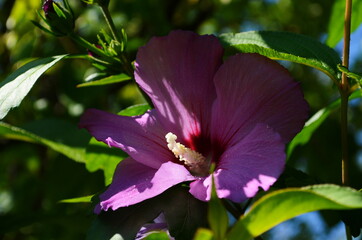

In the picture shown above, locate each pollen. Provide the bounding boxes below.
[165,132,206,169]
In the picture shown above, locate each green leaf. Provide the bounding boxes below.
[0,119,89,163]
[219,31,341,83]
[0,55,67,119]
[287,90,362,157]
[208,177,228,240]
[82,0,96,4]
[143,232,170,240]
[77,73,131,88]
[193,229,214,240]
[163,187,208,240]
[85,138,127,185]
[31,20,58,36]
[117,103,151,116]
[53,2,67,19]
[326,0,362,47]
[60,195,93,203]
[84,103,151,184]
[84,72,108,82]
[226,184,362,240]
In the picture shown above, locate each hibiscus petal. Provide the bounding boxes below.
[97,158,195,212]
[190,124,285,202]
[79,108,173,169]
[189,177,212,201]
[211,53,309,148]
[135,30,223,143]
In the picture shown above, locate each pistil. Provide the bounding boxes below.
[165,132,209,176]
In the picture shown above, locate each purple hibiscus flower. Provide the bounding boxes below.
[80,30,309,213]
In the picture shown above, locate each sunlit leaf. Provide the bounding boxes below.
[60,195,93,203]
[326,0,362,47]
[117,103,151,116]
[143,232,170,240]
[226,184,362,240]
[0,119,88,163]
[84,72,108,82]
[193,228,214,240]
[287,90,362,157]
[219,31,341,83]
[0,55,67,119]
[77,73,131,88]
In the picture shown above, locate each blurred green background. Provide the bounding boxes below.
[0,0,361,239]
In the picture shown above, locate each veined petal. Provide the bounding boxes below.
[135,30,223,143]
[190,124,285,202]
[214,123,285,201]
[79,109,172,169]
[211,53,309,148]
[97,158,195,212]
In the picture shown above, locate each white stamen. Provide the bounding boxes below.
[165,132,206,168]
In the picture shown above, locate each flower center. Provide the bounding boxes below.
[165,132,209,176]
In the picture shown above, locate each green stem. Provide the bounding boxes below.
[119,53,134,76]
[73,5,148,106]
[100,5,121,43]
[341,0,352,239]
[99,5,134,76]
[340,90,349,186]
[342,0,352,83]
[341,0,352,188]
[345,224,352,240]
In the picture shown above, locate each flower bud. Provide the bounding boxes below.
[87,44,103,58]
[42,0,55,17]
[42,0,74,36]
